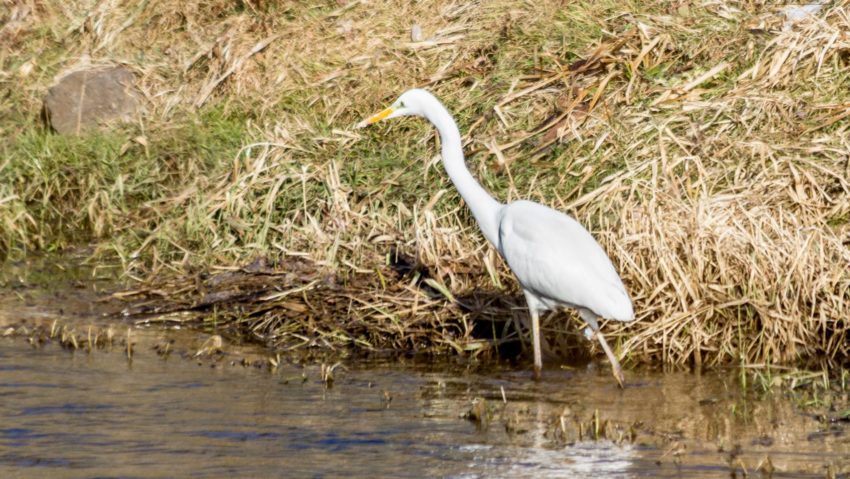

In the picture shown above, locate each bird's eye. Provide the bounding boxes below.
[398,101,406,109]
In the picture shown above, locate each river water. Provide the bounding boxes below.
[0,264,848,478]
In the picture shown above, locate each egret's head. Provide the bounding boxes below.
[356,89,437,128]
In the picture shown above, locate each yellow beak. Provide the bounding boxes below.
[356,107,395,128]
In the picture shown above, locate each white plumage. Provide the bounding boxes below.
[359,89,635,386]
[498,200,633,322]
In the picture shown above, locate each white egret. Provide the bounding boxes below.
[358,89,635,386]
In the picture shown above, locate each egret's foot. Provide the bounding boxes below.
[612,363,625,389]
[532,364,542,381]
[594,331,626,388]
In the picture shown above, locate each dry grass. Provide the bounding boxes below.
[1,0,848,366]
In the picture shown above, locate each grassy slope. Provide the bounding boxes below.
[1,0,848,365]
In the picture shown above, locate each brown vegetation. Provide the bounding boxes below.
[1,0,848,367]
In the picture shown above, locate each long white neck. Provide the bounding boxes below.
[425,103,503,248]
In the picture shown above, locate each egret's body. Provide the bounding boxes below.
[359,89,635,386]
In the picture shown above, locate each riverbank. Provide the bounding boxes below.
[2,1,848,366]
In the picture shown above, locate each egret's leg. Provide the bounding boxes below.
[595,332,625,388]
[523,291,543,380]
[580,310,625,388]
[530,307,542,380]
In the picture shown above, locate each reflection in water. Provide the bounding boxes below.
[456,441,635,479]
[1,334,847,478]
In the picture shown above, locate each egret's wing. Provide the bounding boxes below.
[497,201,633,321]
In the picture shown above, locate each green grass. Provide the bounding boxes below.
[0,106,248,260]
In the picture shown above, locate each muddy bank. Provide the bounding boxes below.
[111,254,543,363]
[0,255,273,366]
[5,253,846,378]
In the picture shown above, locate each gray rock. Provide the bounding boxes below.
[44,66,140,134]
